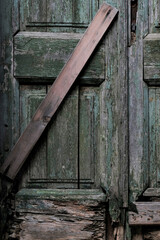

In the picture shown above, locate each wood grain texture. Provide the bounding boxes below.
[129,202,160,225]
[149,0,160,33]
[144,34,160,81]
[148,88,160,187]
[20,0,100,33]
[19,86,101,189]
[47,87,79,188]
[79,87,100,189]
[99,0,128,217]
[0,3,118,180]
[14,32,105,82]
[20,85,47,181]
[129,0,149,201]
[9,189,106,240]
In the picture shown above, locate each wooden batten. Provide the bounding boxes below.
[0,3,118,180]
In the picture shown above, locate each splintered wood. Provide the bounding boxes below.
[0,3,118,180]
[9,189,106,240]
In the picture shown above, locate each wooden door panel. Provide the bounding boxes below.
[47,87,79,187]
[20,85,79,188]
[20,0,99,32]
[149,88,160,187]
[20,85,101,188]
[150,0,160,32]
[14,32,105,83]
[20,85,47,181]
[47,0,73,24]
[29,0,47,23]
[144,35,160,189]
[144,34,160,81]
[11,0,110,189]
[79,87,100,188]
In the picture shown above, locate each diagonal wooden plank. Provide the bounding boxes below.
[0,3,118,180]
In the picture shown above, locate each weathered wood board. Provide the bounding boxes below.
[129,0,149,202]
[19,85,100,189]
[144,34,160,82]
[149,88,160,187]
[14,32,105,83]
[149,0,160,33]
[20,0,100,32]
[129,202,160,225]
[0,3,118,180]
[9,189,106,240]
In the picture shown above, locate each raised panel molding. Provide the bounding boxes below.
[149,0,160,33]
[20,0,99,31]
[20,85,100,189]
[144,34,160,83]
[14,32,105,84]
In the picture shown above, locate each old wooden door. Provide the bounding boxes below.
[1,0,129,238]
[12,0,106,190]
[1,0,128,205]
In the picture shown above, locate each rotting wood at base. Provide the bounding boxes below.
[9,197,106,240]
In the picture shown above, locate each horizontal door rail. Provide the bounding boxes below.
[0,3,118,180]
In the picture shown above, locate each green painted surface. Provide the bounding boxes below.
[14,32,105,82]
[129,0,150,203]
[144,34,160,81]
[79,87,100,188]
[20,0,99,32]
[150,0,160,33]
[149,88,160,187]
[15,0,105,190]
[20,85,47,180]
[20,85,101,189]
[47,87,79,187]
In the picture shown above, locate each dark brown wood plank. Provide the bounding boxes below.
[0,3,118,180]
